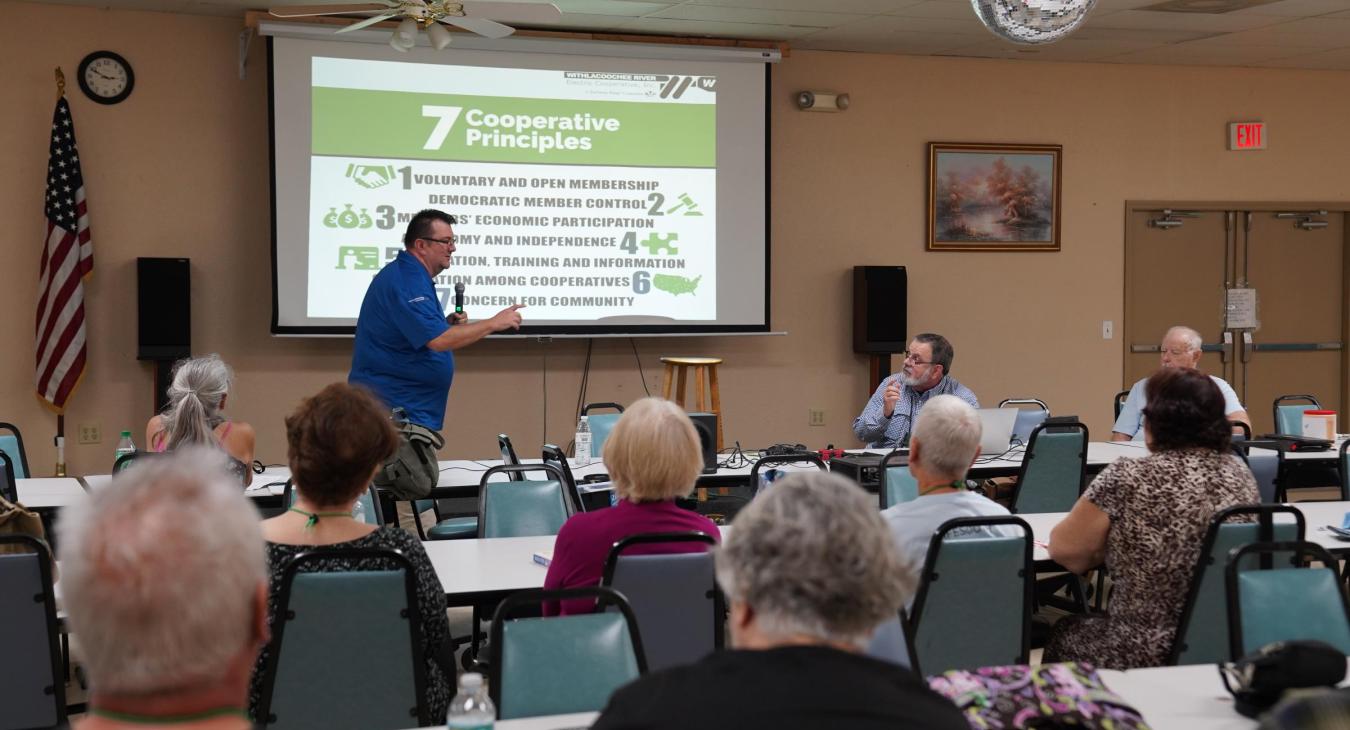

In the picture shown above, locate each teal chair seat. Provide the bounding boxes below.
[490,587,646,720]
[478,463,570,538]
[879,449,917,509]
[426,515,478,539]
[1011,422,1088,514]
[1168,505,1303,665]
[0,535,65,730]
[1225,541,1350,659]
[581,403,625,458]
[1273,395,1320,436]
[0,423,30,480]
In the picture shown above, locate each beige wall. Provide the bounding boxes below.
[3,0,1350,475]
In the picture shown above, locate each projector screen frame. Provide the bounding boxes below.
[265,35,774,338]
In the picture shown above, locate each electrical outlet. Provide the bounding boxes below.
[1102,320,1114,340]
[78,423,101,444]
[808,409,826,427]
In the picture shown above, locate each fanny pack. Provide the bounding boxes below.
[1221,640,1347,718]
[373,411,444,501]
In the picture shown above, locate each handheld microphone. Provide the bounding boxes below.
[454,282,465,314]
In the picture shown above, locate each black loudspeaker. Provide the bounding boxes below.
[137,257,191,361]
[853,266,907,354]
[688,412,719,474]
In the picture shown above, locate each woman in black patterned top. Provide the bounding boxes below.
[247,383,452,722]
[1045,367,1259,669]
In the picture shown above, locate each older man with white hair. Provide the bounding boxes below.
[60,450,268,730]
[882,394,1016,570]
[1112,325,1250,441]
[591,473,966,730]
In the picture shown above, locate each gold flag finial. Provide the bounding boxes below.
[55,67,65,98]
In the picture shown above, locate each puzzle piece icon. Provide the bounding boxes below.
[640,232,679,255]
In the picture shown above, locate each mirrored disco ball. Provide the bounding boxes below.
[971,0,1097,44]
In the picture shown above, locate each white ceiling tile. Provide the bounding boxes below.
[1090,8,1293,29]
[885,1,983,19]
[693,0,923,12]
[1228,0,1350,15]
[795,29,987,52]
[610,15,816,37]
[1182,24,1350,46]
[542,12,641,28]
[651,4,869,26]
[1071,23,1219,41]
[1098,40,1308,62]
[553,0,673,16]
[943,37,1169,58]
[803,13,991,34]
[1244,14,1350,30]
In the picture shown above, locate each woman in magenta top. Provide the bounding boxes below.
[543,397,720,615]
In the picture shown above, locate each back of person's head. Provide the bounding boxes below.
[402,209,457,248]
[1143,367,1231,452]
[715,472,913,648]
[286,383,399,507]
[603,397,702,502]
[911,394,981,481]
[914,332,955,374]
[58,449,265,695]
[161,354,232,450]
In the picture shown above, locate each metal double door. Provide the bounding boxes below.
[1124,207,1346,435]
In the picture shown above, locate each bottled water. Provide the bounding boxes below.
[574,416,592,467]
[114,431,136,469]
[446,672,494,729]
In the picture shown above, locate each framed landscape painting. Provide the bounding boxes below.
[927,142,1062,252]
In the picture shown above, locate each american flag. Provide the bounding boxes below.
[35,97,93,412]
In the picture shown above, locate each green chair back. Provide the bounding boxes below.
[255,549,426,729]
[1273,395,1320,436]
[1341,440,1350,502]
[908,517,1033,674]
[490,587,645,720]
[477,463,570,539]
[1226,541,1350,659]
[587,413,622,457]
[0,452,15,504]
[1011,422,1087,514]
[0,423,29,479]
[1168,506,1303,665]
[283,481,383,526]
[879,449,917,509]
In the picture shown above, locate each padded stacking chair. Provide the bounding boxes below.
[865,614,917,670]
[879,449,918,509]
[581,403,624,457]
[999,398,1050,447]
[1225,541,1350,659]
[282,480,384,526]
[747,453,827,497]
[0,535,65,730]
[255,549,428,729]
[542,444,586,514]
[1010,421,1088,514]
[0,452,15,504]
[1167,505,1304,666]
[1340,440,1350,502]
[490,587,646,720]
[1273,395,1321,436]
[477,463,570,539]
[1113,390,1130,420]
[907,516,1034,675]
[0,423,30,480]
[601,532,719,671]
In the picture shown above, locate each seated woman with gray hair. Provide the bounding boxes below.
[591,473,967,730]
[543,396,720,616]
[144,353,256,485]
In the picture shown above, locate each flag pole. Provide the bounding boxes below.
[52,66,68,478]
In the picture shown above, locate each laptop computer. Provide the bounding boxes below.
[975,408,1019,456]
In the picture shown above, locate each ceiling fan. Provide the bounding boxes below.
[269,0,562,49]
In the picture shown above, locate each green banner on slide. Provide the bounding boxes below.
[312,87,715,167]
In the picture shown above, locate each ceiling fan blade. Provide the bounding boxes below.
[442,15,515,38]
[335,12,400,31]
[269,3,390,16]
[461,1,561,24]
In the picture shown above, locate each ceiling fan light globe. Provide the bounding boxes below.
[394,17,419,46]
[427,22,453,49]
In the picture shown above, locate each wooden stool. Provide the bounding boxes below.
[660,356,724,450]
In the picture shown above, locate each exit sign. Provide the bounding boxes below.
[1229,122,1267,150]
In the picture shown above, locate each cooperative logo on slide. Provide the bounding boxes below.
[658,76,716,99]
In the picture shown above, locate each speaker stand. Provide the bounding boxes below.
[869,354,893,394]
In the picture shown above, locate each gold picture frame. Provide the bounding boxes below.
[927,142,1062,252]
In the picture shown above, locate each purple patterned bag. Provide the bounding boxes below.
[927,662,1152,730]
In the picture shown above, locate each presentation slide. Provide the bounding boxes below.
[269,36,771,336]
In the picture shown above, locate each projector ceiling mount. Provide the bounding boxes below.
[268,0,561,46]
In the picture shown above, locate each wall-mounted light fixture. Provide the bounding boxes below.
[795,91,849,112]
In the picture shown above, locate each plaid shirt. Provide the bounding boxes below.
[852,375,979,448]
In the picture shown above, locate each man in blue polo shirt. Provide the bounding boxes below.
[349,208,524,432]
